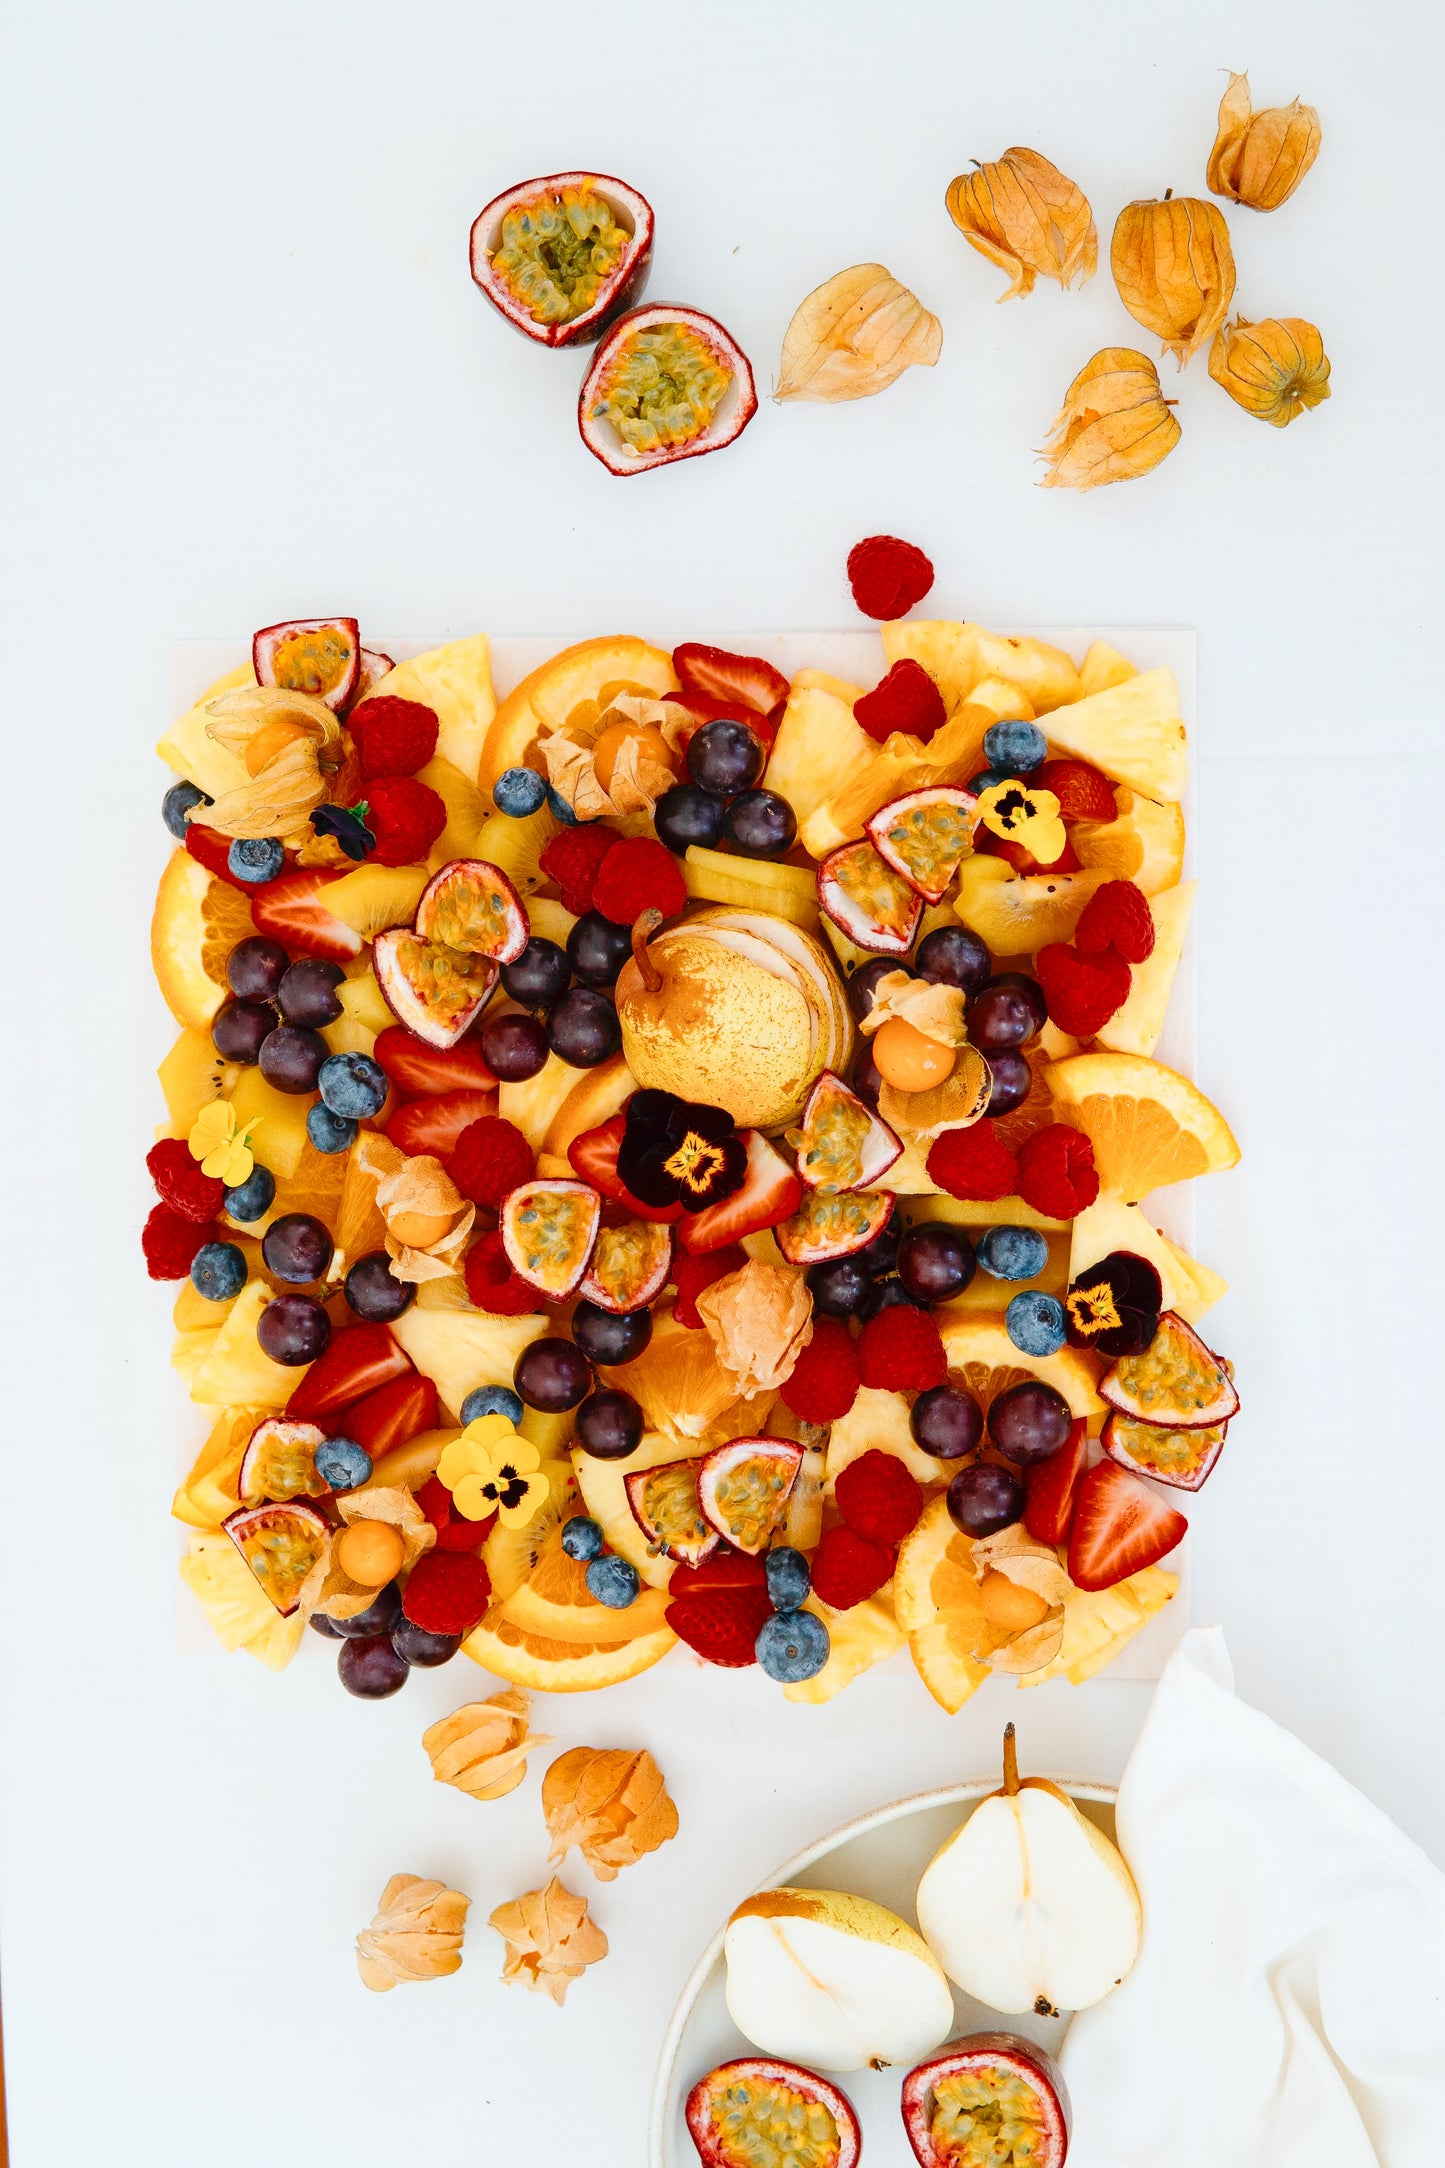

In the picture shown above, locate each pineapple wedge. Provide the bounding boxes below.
[227,1065,311,1177]
[1077,640,1136,698]
[784,1589,906,1703]
[1018,1565,1178,1687]
[826,1387,948,1489]
[1096,881,1195,1057]
[499,1050,588,1151]
[361,634,496,786]
[882,622,1078,714]
[190,1283,299,1410]
[1038,668,1188,802]
[1072,786,1186,895]
[764,685,876,838]
[1068,1194,1228,1324]
[682,846,820,930]
[155,664,254,800]
[389,1305,548,1421]
[419,754,490,870]
[180,1531,305,1669]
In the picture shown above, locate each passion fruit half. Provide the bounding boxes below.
[1098,1312,1240,1429]
[577,1217,672,1314]
[470,172,654,348]
[790,1070,901,1193]
[901,2033,1071,2168]
[238,1418,330,1506]
[687,2057,861,2168]
[867,788,979,905]
[252,618,360,712]
[775,1185,896,1266]
[414,858,530,966]
[372,928,498,1050]
[222,1500,329,1617]
[818,841,924,956]
[579,305,757,475]
[625,1458,719,1567]
[698,1438,804,1555]
[1102,1408,1229,1491]
[500,1177,601,1300]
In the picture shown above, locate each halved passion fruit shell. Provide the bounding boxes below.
[698,1438,804,1555]
[625,1458,719,1567]
[775,1186,896,1266]
[1099,1312,1240,1429]
[1102,1409,1228,1492]
[344,648,395,712]
[578,1218,673,1313]
[414,859,529,965]
[866,787,978,905]
[579,305,757,475]
[372,928,498,1050]
[901,2034,1071,2168]
[818,841,924,956]
[238,1418,330,1506]
[789,1070,901,1193]
[687,2057,861,2168]
[500,1178,601,1299]
[470,172,654,348]
[252,618,360,712]
[223,1500,329,1617]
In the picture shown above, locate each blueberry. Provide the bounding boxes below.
[544,784,580,825]
[318,1051,388,1119]
[1006,1290,1068,1357]
[315,1435,373,1490]
[189,1241,248,1301]
[585,1554,639,1609]
[561,1516,606,1562]
[968,767,1016,794]
[983,720,1048,774]
[493,766,547,817]
[977,1225,1050,1281]
[227,836,285,883]
[765,1547,811,1610]
[756,1608,830,1684]
[307,1101,357,1154]
[460,1385,525,1426]
[162,779,211,839]
[223,1163,275,1222]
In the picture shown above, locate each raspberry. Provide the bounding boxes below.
[1032,758,1117,823]
[1074,879,1155,964]
[463,1230,540,1316]
[857,1305,946,1392]
[146,1137,226,1224]
[1016,1124,1100,1220]
[1035,943,1132,1038]
[672,1244,748,1329]
[779,1317,860,1424]
[591,837,687,926]
[539,823,618,915]
[666,1556,772,1666]
[348,695,439,780]
[415,1474,493,1552]
[846,535,935,621]
[835,1449,923,1544]
[852,659,947,746]
[448,1116,534,1209]
[927,1125,1018,1202]
[810,1526,895,1610]
[401,1549,491,1636]
[142,1202,217,1280]
[362,776,447,866]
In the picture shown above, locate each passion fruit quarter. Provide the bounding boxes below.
[901,2034,1071,2168]
[579,305,757,474]
[372,927,498,1050]
[470,172,654,347]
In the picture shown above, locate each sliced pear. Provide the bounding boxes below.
[724,1888,954,2072]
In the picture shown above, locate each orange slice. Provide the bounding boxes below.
[480,635,678,793]
[1046,1052,1240,1204]
[461,1609,675,1692]
[894,1496,991,1714]
[151,849,255,1033]
[500,1529,671,1645]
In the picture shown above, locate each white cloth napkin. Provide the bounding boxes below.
[1062,1627,1445,2167]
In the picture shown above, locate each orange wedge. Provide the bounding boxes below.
[893,1495,992,1714]
[151,849,255,1033]
[461,1609,675,1693]
[500,1529,671,1645]
[480,635,678,794]
[1047,1052,1240,1203]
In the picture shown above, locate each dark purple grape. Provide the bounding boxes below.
[574,1387,644,1459]
[853,1209,903,1279]
[258,1022,327,1093]
[567,912,633,990]
[480,1010,549,1081]
[911,1385,985,1460]
[345,1251,415,1322]
[806,1256,873,1317]
[982,1049,1033,1117]
[391,1617,461,1667]
[547,988,620,1068]
[687,718,765,796]
[862,1276,923,1320]
[334,1581,402,1638]
[308,1609,344,1638]
[947,1461,1025,1536]
[256,1293,331,1365]
[571,1300,652,1366]
[338,1633,409,1699]
[515,1337,593,1412]
[846,957,904,1023]
[852,1039,883,1109]
[897,1222,976,1303]
[262,1212,334,1284]
[988,1378,1074,1465]
[212,998,276,1063]
[276,957,344,1027]
[501,937,571,1009]
[917,925,990,995]
[967,975,1046,1052]
[227,935,289,1001]
[654,782,726,853]
[722,789,796,859]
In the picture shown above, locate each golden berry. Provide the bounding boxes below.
[336,1520,407,1588]
[872,1017,956,1092]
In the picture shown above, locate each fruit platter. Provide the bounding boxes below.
[150,586,1239,1712]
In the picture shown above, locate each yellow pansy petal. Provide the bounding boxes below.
[220,1141,255,1185]
[496,1474,547,1529]
[437,1438,483,1490]
[452,1473,498,1521]
[461,1413,515,1455]
[502,1436,541,1477]
[188,1102,235,1162]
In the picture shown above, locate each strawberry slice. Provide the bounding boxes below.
[567,1115,684,1224]
[1033,758,1118,824]
[343,1371,439,1458]
[1067,1461,1187,1592]
[184,822,273,894]
[672,643,789,743]
[374,1025,496,1097]
[250,868,363,962]
[975,828,1082,877]
[678,1130,802,1255]
[285,1322,413,1421]
[666,1550,771,1666]
[386,1089,498,1159]
[1023,1418,1089,1545]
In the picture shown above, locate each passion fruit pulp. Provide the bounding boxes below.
[252,617,360,711]
[867,788,979,905]
[1098,1312,1240,1429]
[414,859,529,965]
[578,1218,673,1313]
[775,1185,897,1266]
[500,1178,601,1299]
[223,1501,329,1616]
[698,1439,804,1554]
[238,1418,329,1505]
[372,928,498,1050]
[901,2033,1071,2168]
[686,2057,861,2168]
[579,305,758,475]
[470,172,654,347]
[1102,1409,1229,1491]
[789,1070,902,1193]
[625,1458,719,1566]
[818,841,924,955]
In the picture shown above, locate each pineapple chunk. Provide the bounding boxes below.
[784,1589,906,1703]
[882,620,1075,714]
[971,632,1080,713]
[1038,668,1188,802]
[155,664,254,799]
[524,896,578,946]
[1019,1565,1177,1687]
[173,1279,236,1332]
[390,1304,547,1421]
[903,1194,1069,1234]
[335,969,394,1036]
[826,1387,946,1489]
[961,677,1036,724]
[323,862,429,939]
[791,668,865,704]
[1077,640,1136,698]
[1072,785,1186,896]
[180,1531,306,1669]
[682,846,820,930]
[499,1050,587,1151]
[172,1406,258,1528]
[881,621,979,713]
[227,1066,311,1177]
[173,1327,221,1389]
[190,1283,299,1409]
[1096,881,1195,1057]
[361,634,496,785]
[1069,1194,1227,1324]
[764,685,877,837]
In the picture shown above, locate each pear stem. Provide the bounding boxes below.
[632,908,664,993]
[1002,1722,1019,1796]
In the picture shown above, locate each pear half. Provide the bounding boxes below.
[724,1887,954,2072]
[915,1725,1142,2017]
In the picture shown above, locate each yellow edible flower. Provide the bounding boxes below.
[974,780,1066,867]
[437,1418,547,1527]
[187,1102,261,1186]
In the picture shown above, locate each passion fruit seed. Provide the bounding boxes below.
[489,185,629,327]
[590,321,732,457]
[709,2075,842,2168]
[930,2063,1050,2168]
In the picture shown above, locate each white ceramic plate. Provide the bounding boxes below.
[649,1775,1117,2167]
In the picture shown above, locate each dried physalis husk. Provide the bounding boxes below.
[335,1130,405,1273]
[1209,316,1331,427]
[967,1525,1071,1675]
[423,1690,551,1802]
[542,1746,679,1880]
[489,1876,608,2005]
[201,686,343,840]
[376,1152,475,1282]
[695,1260,813,1397]
[1040,348,1181,492]
[776,264,943,403]
[1110,195,1236,368]
[877,1044,991,1145]
[857,971,967,1048]
[312,1486,435,1622]
[356,1873,470,1992]
[1207,72,1321,211]
[538,694,692,821]
[945,148,1097,300]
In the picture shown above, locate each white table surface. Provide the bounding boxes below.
[2,3,1442,2163]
